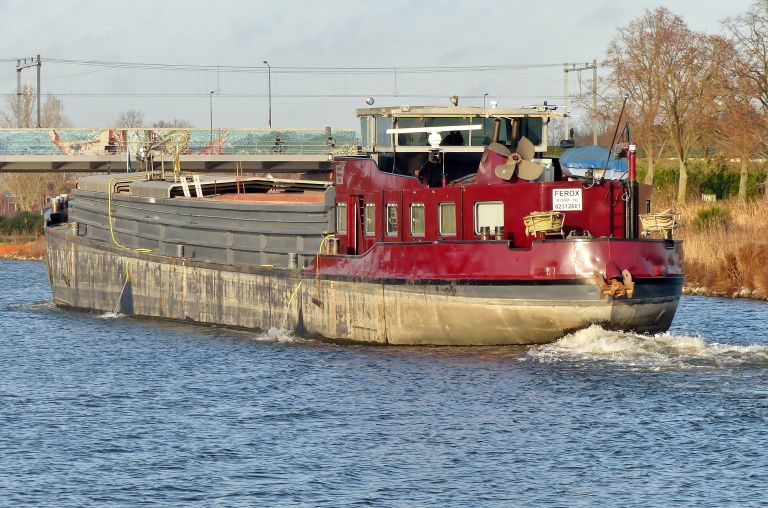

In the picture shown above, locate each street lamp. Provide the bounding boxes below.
[209,90,215,143]
[263,60,272,129]
[483,93,489,108]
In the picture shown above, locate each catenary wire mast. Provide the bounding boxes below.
[16,55,42,128]
[563,59,598,145]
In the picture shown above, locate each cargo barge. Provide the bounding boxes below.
[45,103,683,345]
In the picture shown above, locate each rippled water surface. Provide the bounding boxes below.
[2,260,768,506]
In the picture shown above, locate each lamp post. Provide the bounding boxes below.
[209,90,215,143]
[483,93,489,108]
[263,60,272,128]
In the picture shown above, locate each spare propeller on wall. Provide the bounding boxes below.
[494,136,543,181]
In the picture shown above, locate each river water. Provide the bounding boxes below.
[2,260,768,507]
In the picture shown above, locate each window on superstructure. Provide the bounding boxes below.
[376,117,393,148]
[336,203,347,234]
[410,203,425,237]
[386,204,398,236]
[474,201,504,235]
[364,203,376,236]
[439,202,456,236]
[520,117,543,146]
[396,117,470,147]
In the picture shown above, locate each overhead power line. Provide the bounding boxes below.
[39,58,569,75]
[0,92,569,99]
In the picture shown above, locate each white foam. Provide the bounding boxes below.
[526,324,768,369]
[253,327,304,344]
[7,301,57,311]
[97,311,125,319]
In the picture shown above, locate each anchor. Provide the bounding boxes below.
[592,269,635,299]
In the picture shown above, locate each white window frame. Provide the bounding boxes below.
[410,203,425,237]
[386,203,398,236]
[439,202,457,237]
[474,201,504,235]
[364,203,376,236]
[336,202,347,234]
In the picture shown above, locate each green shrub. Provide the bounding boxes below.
[692,205,732,230]
[647,160,767,200]
[0,212,44,236]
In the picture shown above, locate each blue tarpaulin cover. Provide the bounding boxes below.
[559,145,628,180]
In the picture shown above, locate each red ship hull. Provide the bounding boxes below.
[303,238,682,344]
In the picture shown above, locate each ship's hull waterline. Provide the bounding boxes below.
[46,228,682,346]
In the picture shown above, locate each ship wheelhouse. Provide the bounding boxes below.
[357,105,554,184]
[332,104,644,256]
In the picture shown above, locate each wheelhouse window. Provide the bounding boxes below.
[376,117,393,148]
[470,117,544,147]
[396,117,470,147]
[386,204,398,236]
[364,203,376,236]
[474,201,504,234]
[410,203,425,237]
[336,203,347,234]
[439,202,457,236]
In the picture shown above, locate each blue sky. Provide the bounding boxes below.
[0,0,757,128]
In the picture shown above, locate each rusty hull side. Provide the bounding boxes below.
[46,227,681,346]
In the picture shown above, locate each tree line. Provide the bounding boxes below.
[602,1,768,202]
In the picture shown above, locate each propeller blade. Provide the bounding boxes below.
[487,142,512,157]
[516,136,535,161]
[517,159,544,180]
[495,162,517,180]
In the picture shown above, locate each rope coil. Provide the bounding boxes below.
[523,211,564,237]
[639,210,679,233]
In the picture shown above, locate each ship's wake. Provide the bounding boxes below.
[98,311,125,319]
[252,327,306,344]
[6,301,57,311]
[525,324,768,369]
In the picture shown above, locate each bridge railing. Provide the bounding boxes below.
[0,128,359,157]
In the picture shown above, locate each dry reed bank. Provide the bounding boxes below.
[666,198,768,299]
[0,236,46,261]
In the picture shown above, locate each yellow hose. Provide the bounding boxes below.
[107,176,154,253]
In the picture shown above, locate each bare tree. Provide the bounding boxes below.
[724,1,768,110]
[0,85,69,128]
[152,118,194,128]
[713,46,764,199]
[655,24,728,201]
[113,109,145,128]
[723,0,768,197]
[604,8,679,186]
[0,86,71,212]
[547,118,567,148]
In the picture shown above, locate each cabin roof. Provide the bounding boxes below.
[356,105,562,118]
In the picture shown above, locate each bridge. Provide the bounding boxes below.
[0,127,358,173]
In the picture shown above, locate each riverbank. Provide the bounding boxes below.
[665,197,768,301]
[0,237,46,261]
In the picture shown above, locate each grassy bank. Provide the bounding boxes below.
[665,198,768,298]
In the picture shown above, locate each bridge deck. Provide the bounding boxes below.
[0,127,357,173]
